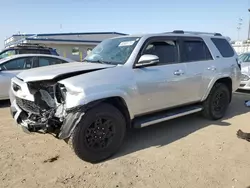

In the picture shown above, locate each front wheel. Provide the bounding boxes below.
[70,103,126,163]
[202,83,230,120]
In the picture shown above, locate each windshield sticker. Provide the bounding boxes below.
[118,41,135,47]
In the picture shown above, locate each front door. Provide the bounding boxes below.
[133,37,189,115]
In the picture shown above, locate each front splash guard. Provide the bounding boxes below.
[57,109,85,139]
[57,100,103,140]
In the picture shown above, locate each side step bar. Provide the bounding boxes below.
[133,105,203,128]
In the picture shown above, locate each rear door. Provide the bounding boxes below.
[179,37,214,102]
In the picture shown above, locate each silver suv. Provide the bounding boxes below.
[9,30,241,163]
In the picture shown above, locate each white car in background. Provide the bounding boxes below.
[238,52,250,90]
[0,54,73,100]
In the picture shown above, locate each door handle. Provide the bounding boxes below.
[207,66,216,71]
[174,70,184,75]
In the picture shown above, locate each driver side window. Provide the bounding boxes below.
[142,40,178,65]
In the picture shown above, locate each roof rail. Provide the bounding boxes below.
[16,43,47,47]
[172,30,222,36]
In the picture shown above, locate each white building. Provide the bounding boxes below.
[4,32,127,61]
[231,40,250,54]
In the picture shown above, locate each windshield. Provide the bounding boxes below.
[239,53,250,62]
[84,37,141,65]
[0,49,16,59]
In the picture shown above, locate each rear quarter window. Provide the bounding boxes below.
[211,38,234,58]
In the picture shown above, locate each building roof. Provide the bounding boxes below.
[4,31,128,48]
[12,31,127,37]
[26,38,102,43]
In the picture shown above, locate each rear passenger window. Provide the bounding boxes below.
[36,57,68,68]
[211,38,234,57]
[182,40,213,62]
[39,58,50,66]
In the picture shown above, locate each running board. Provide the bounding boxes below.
[133,105,203,128]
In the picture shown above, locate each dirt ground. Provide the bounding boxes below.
[1,92,250,188]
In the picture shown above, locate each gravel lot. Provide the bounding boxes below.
[0,92,250,188]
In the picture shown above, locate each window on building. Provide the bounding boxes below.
[72,47,80,55]
[87,48,92,55]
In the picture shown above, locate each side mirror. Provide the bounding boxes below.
[135,54,159,68]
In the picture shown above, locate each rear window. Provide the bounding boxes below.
[211,38,234,58]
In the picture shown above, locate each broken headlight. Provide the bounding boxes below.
[55,84,67,103]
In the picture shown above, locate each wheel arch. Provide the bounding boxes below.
[59,96,132,140]
[202,77,232,102]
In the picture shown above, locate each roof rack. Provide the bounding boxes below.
[172,30,222,36]
[15,43,51,49]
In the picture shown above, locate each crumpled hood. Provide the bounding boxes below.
[16,62,116,82]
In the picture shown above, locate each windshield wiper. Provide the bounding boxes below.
[83,59,116,65]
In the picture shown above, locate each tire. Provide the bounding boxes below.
[202,83,230,120]
[70,103,126,163]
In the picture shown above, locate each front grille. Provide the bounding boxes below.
[16,97,40,114]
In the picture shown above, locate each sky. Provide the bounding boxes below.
[0,0,249,49]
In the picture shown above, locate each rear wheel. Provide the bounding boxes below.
[202,83,230,120]
[70,103,126,163]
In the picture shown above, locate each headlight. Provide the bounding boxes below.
[241,74,250,81]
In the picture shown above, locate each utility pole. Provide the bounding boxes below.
[248,9,250,40]
[237,18,243,40]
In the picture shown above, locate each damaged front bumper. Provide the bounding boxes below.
[10,99,31,134]
[10,100,85,139]
[9,77,86,140]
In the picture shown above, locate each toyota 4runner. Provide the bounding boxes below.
[9,30,241,163]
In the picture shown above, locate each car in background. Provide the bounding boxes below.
[0,43,59,59]
[238,52,250,90]
[0,54,73,100]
